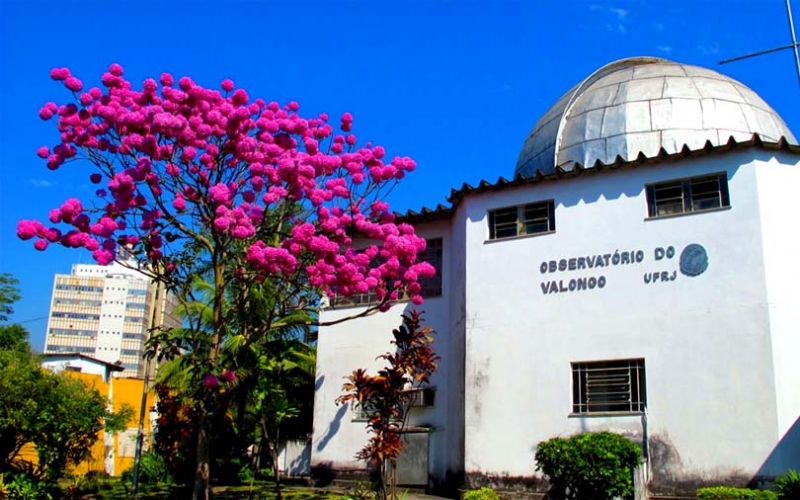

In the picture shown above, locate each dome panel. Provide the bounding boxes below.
[514,57,797,177]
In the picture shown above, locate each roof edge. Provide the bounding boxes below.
[397,134,800,224]
[42,352,126,371]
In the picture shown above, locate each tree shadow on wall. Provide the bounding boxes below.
[315,403,347,453]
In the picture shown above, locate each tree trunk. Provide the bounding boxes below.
[271,444,282,500]
[260,420,283,500]
[192,256,224,500]
[193,415,211,500]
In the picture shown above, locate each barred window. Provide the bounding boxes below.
[646,173,730,218]
[488,201,555,240]
[572,359,646,414]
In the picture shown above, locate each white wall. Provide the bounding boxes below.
[42,355,112,381]
[278,440,312,476]
[462,150,782,485]
[312,222,457,486]
[754,152,800,476]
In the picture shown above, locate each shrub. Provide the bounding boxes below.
[463,487,500,500]
[120,450,172,485]
[535,431,641,500]
[3,474,52,500]
[776,470,800,500]
[697,486,777,500]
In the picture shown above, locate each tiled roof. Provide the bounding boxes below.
[396,134,800,223]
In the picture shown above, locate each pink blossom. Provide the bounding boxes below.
[17,220,41,240]
[92,249,115,265]
[172,195,186,211]
[221,369,236,382]
[208,183,232,205]
[232,89,249,106]
[34,240,48,251]
[178,76,194,91]
[64,77,83,92]
[204,374,220,389]
[19,65,432,311]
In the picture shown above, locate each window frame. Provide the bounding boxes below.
[571,358,646,415]
[645,173,730,219]
[487,200,555,241]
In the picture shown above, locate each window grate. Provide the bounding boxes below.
[489,201,555,240]
[572,359,646,414]
[646,173,729,218]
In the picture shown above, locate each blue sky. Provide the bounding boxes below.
[1,0,798,350]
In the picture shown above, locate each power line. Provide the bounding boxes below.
[16,315,49,325]
[719,0,800,87]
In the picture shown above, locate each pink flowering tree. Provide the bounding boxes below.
[18,64,435,500]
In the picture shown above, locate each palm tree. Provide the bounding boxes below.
[149,274,317,497]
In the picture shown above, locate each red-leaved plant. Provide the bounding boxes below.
[337,310,439,500]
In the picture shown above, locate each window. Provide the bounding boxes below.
[52,312,100,321]
[418,238,442,298]
[646,173,730,218]
[352,388,434,420]
[571,359,646,414]
[49,328,96,338]
[45,345,96,354]
[488,200,555,240]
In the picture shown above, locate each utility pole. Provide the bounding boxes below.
[719,0,800,87]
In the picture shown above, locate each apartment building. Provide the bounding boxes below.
[43,259,180,378]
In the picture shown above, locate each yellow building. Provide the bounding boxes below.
[22,354,159,477]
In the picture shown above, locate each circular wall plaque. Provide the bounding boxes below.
[680,244,709,277]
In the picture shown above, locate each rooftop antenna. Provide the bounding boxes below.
[719,0,800,87]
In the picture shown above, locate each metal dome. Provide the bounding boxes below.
[514,56,797,177]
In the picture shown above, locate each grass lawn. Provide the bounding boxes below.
[80,480,346,500]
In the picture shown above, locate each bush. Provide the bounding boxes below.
[120,450,172,485]
[535,431,641,500]
[776,470,800,500]
[2,474,53,500]
[463,487,500,500]
[697,486,777,500]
